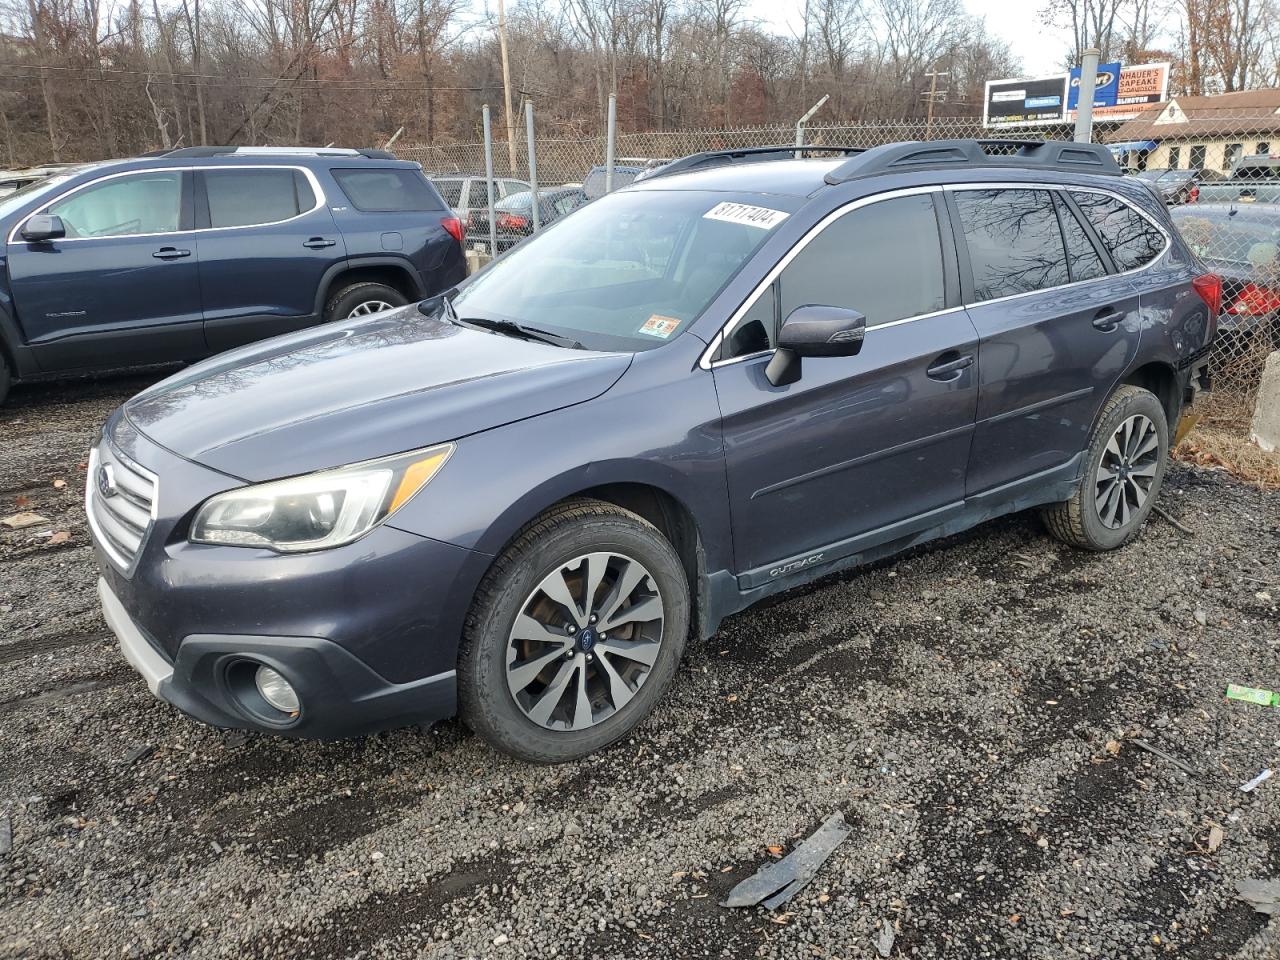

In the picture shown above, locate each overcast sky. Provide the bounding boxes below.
[747,0,1071,78]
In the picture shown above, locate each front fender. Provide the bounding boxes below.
[386,347,734,573]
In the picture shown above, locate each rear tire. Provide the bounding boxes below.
[322,282,408,323]
[458,499,690,764]
[1042,384,1169,551]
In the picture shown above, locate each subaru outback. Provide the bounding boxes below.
[0,146,465,403]
[89,140,1217,763]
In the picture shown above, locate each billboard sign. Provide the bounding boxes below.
[1068,62,1171,121]
[983,75,1070,128]
[1068,61,1122,110]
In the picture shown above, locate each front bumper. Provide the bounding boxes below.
[89,412,491,738]
[98,576,458,737]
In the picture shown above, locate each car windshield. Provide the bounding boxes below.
[448,189,792,351]
[1173,209,1280,266]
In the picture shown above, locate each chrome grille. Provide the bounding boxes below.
[86,440,157,575]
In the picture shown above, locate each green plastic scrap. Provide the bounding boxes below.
[1225,683,1279,708]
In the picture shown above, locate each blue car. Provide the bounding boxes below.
[0,146,466,403]
[90,140,1216,762]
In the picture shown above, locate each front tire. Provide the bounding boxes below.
[458,499,690,763]
[1042,385,1169,551]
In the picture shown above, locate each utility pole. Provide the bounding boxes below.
[1073,48,1101,143]
[923,70,949,141]
[497,0,517,173]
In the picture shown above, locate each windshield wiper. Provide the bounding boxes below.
[457,314,585,350]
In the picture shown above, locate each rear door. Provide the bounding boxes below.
[196,165,347,351]
[7,168,204,369]
[950,186,1142,495]
[713,190,981,582]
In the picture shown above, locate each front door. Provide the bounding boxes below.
[948,187,1144,495]
[7,169,204,369]
[713,190,981,584]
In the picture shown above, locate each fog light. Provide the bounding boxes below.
[254,665,300,714]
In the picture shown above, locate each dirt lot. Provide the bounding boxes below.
[1,373,1279,960]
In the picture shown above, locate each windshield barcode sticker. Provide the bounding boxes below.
[703,201,789,230]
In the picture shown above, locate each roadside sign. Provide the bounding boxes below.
[1068,62,1121,110]
[983,75,1069,128]
[1068,62,1171,121]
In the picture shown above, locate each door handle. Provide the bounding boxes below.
[926,353,974,381]
[1092,308,1123,332]
[152,247,190,260]
[303,237,337,249]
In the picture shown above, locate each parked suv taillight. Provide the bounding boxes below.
[1192,273,1223,318]
[1227,281,1280,316]
[441,216,465,246]
[1188,184,1199,202]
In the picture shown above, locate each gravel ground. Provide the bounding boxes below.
[1,372,1279,960]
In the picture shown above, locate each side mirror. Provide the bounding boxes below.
[766,304,867,387]
[21,214,65,243]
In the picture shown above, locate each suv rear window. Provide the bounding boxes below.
[332,168,443,212]
[1070,192,1165,271]
[954,189,1070,301]
[204,169,314,228]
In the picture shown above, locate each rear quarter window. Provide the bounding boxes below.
[1071,192,1166,271]
[332,168,444,212]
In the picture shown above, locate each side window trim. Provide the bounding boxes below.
[9,164,326,243]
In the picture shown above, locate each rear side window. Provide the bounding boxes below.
[203,169,313,228]
[1071,192,1166,271]
[332,168,443,212]
[954,189,1070,301]
[433,179,463,207]
[1054,194,1108,282]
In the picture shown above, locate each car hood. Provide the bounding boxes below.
[123,304,632,481]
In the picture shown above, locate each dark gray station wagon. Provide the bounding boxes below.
[89,140,1217,763]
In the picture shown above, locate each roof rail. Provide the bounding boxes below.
[824,139,1120,184]
[159,145,396,159]
[641,145,866,182]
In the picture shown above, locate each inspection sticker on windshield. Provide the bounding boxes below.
[638,315,681,339]
[703,201,789,230]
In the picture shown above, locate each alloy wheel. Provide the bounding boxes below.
[347,300,394,318]
[1094,413,1161,530]
[506,552,665,731]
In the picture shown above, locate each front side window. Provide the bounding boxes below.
[46,172,181,238]
[954,189,1070,302]
[204,169,313,228]
[780,194,946,327]
[450,189,787,352]
[719,194,947,360]
[1071,192,1165,272]
[332,168,443,212]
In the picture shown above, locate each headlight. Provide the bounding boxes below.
[190,443,453,552]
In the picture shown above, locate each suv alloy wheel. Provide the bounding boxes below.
[458,499,689,763]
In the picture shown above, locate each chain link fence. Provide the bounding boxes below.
[397,115,1280,431]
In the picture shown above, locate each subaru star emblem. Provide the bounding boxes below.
[97,463,118,499]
